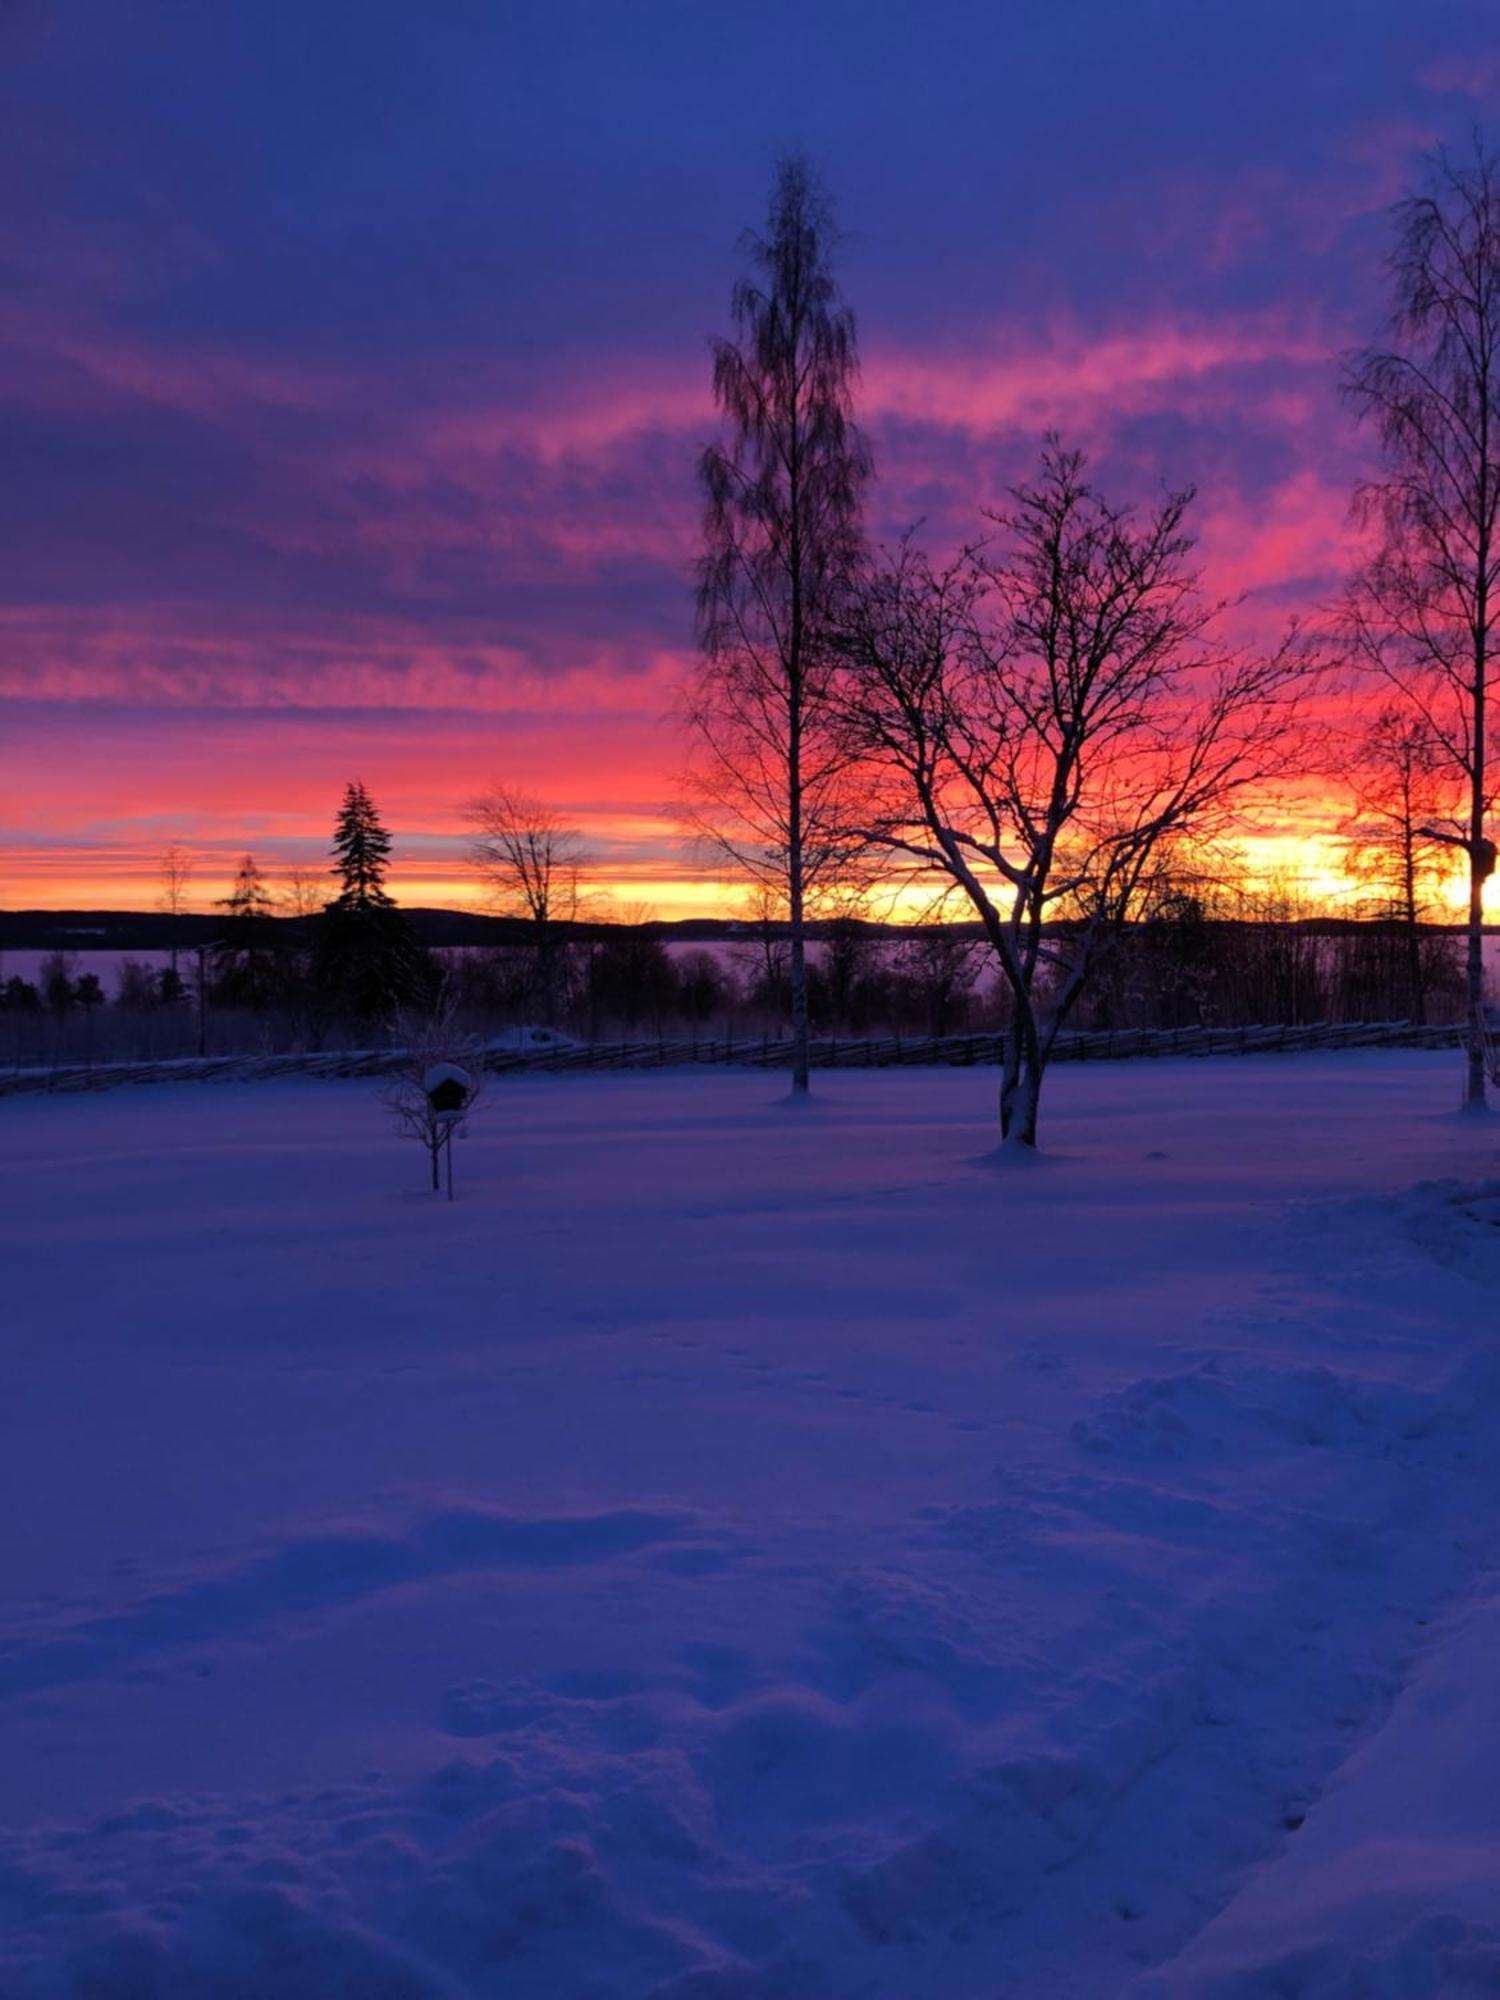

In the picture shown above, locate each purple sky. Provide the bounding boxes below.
[2,1,1498,910]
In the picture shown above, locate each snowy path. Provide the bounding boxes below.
[1,1056,1498,1996]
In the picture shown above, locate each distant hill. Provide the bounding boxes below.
[0,907,927,952]
[0,907,1490,953]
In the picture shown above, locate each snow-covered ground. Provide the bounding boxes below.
[2,1055,1498,1996]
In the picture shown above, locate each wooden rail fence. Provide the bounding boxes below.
[0,1019,1469,1099]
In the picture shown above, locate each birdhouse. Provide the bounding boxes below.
[423,1062,473,1120]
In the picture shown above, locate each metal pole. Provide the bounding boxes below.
[446,1126,455,1201]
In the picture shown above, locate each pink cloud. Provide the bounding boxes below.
[0,294,1376,910]
[404,313,1332,469]
[862,317,1331,438]
[0,297,362,424]
[1195,467,1362,605]
[1418,52,1500,101]
[0,604,693,714]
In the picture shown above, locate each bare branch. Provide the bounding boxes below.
[836,441,1319,1144]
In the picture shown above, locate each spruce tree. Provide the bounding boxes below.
[316,782,431,1021]
[331,781,395,912]
[215,854,277,1008]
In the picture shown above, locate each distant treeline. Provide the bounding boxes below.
[0,909,1472,1071]
[0,906,1489,956]
[0,779,1484,1070]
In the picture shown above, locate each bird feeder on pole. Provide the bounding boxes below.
[422,1062,474,1200]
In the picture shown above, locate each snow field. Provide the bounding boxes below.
[0,1056,1498,1996]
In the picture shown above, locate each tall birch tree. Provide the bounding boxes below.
[157,844,193,978]
[1345,143,1500,1105]
[688,156,871,1096]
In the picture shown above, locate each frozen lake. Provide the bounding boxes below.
[7,932,1500,995]
[2,1056,1499,1994]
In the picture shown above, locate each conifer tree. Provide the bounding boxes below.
[315,782,431,1020]
[215,854,277,1008]
[331,781,395,912]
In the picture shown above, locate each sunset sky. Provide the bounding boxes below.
[3,1,1499,916]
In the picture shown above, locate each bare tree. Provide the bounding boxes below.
[896,922,987,1039]
[380,997,484,1195]
[839,444,1315,1146]
[732,883,792,1021]
[281,867,326,921]
[467,786,587,1025]
[688,155,872,1096]
[157,844,193,976]
[1345,142,1500,1105]
[1339,706,1455,1024]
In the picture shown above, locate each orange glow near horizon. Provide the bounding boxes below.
[0,312,1484,925]
[2,820,1485,924]
[0,298,1390,920]
[9,22,1500,941]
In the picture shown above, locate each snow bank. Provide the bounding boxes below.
[1131,1589,1500,1997]
[1,1056,1498,1995]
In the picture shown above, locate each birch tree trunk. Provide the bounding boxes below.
[1344,145,1500,1110]
[688,156,870,1105]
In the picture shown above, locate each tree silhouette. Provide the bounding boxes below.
[687,156,871,1097]
[330,781,395,913]
[215,855,277,1008]
[1345,142,1500,1104]
[840,444,1314,1145]
[316,782,431,1020]
[467,786,588,1026]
